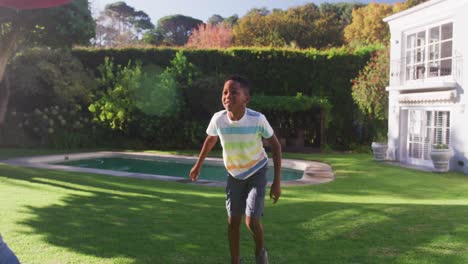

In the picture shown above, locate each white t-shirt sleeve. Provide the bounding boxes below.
[206,114,218,136]
[259,114,274,139]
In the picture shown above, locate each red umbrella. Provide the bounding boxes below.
[0,0,72,10]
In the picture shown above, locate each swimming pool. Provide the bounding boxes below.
[2,151,334,186]
[57,157,303,182]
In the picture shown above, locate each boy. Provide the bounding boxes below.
[189,75,282,264]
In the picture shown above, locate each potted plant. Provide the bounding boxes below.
[430,144,452,172]
[371,132,388,161]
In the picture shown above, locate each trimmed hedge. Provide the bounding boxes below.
[73,46,376,148]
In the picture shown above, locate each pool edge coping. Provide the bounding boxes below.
[1,151,335,187]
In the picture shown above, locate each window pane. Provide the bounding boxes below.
[441,41,452,58]
[407,34,415,48]
[417,31,426,46]
[440,59,452,76]
[429,44,439,60]
[424,132,430,160]
[416,48,425,63]
[426,111,432,126]
[414,143,421,159]
[441,23,453,40]
[406,51,412,64]
[416,64,425,79]
[428,61,439,77]
[430,27,440,43]
[446,112,450,127]
[406,66,413,80]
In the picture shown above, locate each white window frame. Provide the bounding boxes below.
[404,107,451,167]
[403,20,454,83]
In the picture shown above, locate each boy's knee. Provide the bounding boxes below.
[245,217,261,231]
[228,216,242,230]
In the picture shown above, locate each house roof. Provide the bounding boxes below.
[383,0,447,23]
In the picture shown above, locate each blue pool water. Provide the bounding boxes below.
[58,157,303,182]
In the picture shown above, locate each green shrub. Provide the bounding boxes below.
[186,74,224,118]
[8,48,95,112]
[74,46,374,148]
[88,57,144,131]
[134,65,182,118]
[3,105,98,149]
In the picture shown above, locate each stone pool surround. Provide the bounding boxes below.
[1,151,335,187]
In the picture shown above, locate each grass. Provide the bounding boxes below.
[1,148,468,263]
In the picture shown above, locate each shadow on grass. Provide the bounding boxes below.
[265,201,468,263]
[1,160,468,263]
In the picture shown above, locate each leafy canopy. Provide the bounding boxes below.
[351,46,389,121]
[0,0,95,48]
[148,15,203,46]
[94,1,154,47]
[344,2,405,46]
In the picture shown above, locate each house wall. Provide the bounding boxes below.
[386,0,468,173]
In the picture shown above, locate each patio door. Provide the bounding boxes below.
[407,109,451,166]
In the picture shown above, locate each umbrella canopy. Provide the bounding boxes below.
[0,0,72,10]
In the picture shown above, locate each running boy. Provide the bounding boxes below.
[189,75,282,264]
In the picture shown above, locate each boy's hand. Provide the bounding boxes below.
[270,182,281,204]
[189,165,201,181]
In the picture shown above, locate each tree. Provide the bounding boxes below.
[94,1,154,47]
[344,3,403,46]
[233,11,286,47]
[224,15,239,26]
[245,7,270,17]
[207,14,238,27]
[150,15,203,46]
[207,14,224,25]
[8,48,95,111]
[186,23,233,48]
[0,0,95,126]
[351,46,389,133]
[404,0,430,8]
[319,2,365,28]
[233,3,343,48]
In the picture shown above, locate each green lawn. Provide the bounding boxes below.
[1,148,468,263]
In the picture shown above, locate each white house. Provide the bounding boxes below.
[384,0,468,173]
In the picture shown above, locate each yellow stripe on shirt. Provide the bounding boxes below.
[226,156,265,171]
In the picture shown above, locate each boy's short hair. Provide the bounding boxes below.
[225,75,250,95]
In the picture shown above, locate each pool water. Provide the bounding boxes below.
[58,157,303,182]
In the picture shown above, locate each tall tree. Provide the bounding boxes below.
[224,15,239,26]
[319,2,365,28]
[351,46,390,138]
[233,3,344,48]
[186,23,233,48]
[0,0,95,126]
[207,14,224,25]
[344,3,404,46]
[233,11,286,47]
[404,0,430,8]
[245,7,271,17]
[152,15,203,46]
[94,1,154,47]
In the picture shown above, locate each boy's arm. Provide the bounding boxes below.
[190,135,218,181]
[267,134,282,203]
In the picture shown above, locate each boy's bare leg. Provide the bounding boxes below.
[228,216,242,264]
[245,216,264,256]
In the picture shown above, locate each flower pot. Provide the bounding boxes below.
[371,142,387,161]
[430,148,451,172]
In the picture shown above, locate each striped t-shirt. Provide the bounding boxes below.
[206,108,274,180]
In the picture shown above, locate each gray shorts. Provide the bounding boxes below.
[225,165,268,218]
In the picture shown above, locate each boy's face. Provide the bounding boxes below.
[222,80,250,112]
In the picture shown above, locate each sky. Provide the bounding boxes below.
[90,0,404,23]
